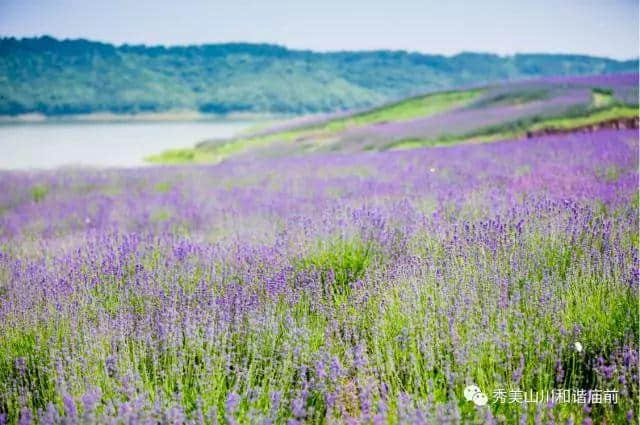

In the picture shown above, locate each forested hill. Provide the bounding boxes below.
[1,36,637,116]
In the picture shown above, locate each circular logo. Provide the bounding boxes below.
[464,385,481,401]
[472,392,488,406]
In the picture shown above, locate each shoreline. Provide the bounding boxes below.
[0,111,291,125]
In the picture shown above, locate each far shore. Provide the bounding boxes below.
[0,110,291,124]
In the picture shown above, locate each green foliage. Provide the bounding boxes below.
[591,90,615,108]
[323,89,485,131]
[527,106,638,131]
[146,149,195,164]
[151,209,172,222]
[0,329,57,416]
[1,36,637,116]
[592,87,614,96]
[153,182,171,192]
[29,185,48,203]
[297,238,374,298]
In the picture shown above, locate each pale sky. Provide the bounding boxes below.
[0,0,638,59]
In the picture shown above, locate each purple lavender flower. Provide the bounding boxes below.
[0,122,636,424]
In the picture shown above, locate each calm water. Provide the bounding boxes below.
[0,120,256,170]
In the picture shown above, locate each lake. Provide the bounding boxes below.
[0,120,257,170]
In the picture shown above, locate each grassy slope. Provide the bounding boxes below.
[387,90,638,150]
[146,89,485,163]
[148,85,639,164]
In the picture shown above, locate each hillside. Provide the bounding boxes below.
[1,36,637,116]
[149,73,639,163]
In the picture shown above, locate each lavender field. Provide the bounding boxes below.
[0,128,638,424]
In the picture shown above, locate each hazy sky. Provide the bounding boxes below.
[1,0,638,59]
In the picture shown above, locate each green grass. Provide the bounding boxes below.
[29,186,49,203]
[146,148,220,164]
[153,182,172,193]
[295,237,375,298]
[528,105,637,132]
[591,88,616,108]
[320,89,484,131]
